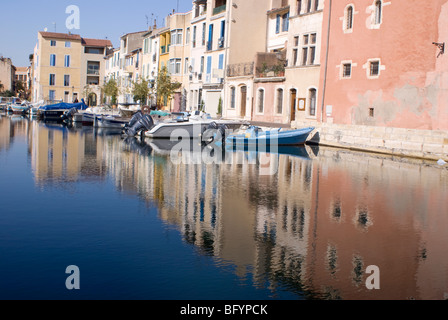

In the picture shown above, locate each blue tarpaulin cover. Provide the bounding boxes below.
[39,99,88,111]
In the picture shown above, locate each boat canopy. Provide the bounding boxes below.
[39,100,88,111]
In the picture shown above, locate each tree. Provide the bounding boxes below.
[0,81,4,93]
[15,80,25,98]
[156,66,181,109]
[132,77,150,105]
[217,97,222,116]
[102,78,119,105]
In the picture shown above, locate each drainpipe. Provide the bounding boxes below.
[320,0,332,123]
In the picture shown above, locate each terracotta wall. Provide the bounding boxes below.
[319,0,448,131]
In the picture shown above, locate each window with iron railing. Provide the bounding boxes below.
[87,62,100,75]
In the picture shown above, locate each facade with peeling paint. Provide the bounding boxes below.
[318,0,448,131]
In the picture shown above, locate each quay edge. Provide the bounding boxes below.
[292,121,448,162]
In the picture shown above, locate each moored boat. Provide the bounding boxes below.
[225,126,315,147]
[38,100,89,122]
[122,111,246,139]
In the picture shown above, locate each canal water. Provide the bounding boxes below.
[0,114,447,300]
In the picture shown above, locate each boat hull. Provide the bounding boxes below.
[226,127,315,147]
[96,115,129,129]
[145,120,244,139]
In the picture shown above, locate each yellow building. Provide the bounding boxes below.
[33,32,112,105]
[158,27,171,108]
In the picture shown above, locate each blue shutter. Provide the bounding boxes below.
[220,20,225,38]
[208,24,214,51]
[218,54,224,70]
[207,56,212,74]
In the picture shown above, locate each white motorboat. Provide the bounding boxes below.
[123,111,246,139]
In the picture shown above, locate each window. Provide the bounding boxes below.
[143,38,149,54]
[282,12,290,32]
[200,56,205,73]
[207,24,214,51]
[186,28,190,44]
[64,75,70,87]
[218,54,224,70]
[171,29,183,45]
[307,0,312,13]
[87,62,100,75]
[230,86,236,109]
[343,63,352,78]
[202,23,206,46]
[206,56,212,82]
[314,0,319,11]
[257,89,264,113]
[64,55,70,67]
[291,36,299,66]
[185,58,189,74]
[50,40,56,47]
[49,74,55,86]
[276,15,281,34]
[301,33,317,66]
[49,90,56,100]
[193,26,197,48]
[309,88,317,116]
[346,5,354,30]
[276,88,284,114]
[65,41,71,48]
[85,47,103,54]
[374,1,382,24]
[370,60,380,76]
[169,58,182,74]
[297,0,302,15]
[50,54,56,66]
[219,20,225,48]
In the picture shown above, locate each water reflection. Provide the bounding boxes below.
[2,114,448,300]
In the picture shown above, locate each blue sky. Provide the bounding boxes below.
[0,0,192,67]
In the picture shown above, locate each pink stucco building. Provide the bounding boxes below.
[318,0,448,131]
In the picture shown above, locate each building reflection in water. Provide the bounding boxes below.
[4,115,448,300]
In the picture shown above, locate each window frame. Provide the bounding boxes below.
[49,74,56,86]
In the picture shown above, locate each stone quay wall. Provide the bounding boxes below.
[292,121,448,162]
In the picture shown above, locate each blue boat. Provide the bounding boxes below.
[225,126,315,147]
[38,100,88,122]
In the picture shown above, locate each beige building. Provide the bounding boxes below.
[167,11,192,112]
[33,32,112,105]
[223,0,272,120]
[0,56,16,93]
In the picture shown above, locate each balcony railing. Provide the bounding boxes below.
[213,4,226,15]
[87,69,100,75]
[161,45,170,54]
[227,62,254,77]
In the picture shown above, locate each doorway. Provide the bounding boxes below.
[290,89,297,122]
[240,86,247,117]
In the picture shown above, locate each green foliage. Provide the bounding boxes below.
[102,78,119,105]
[132,77,151,105]
[217,97,222,115]
[0,90,14,97]
[156,66,181,108]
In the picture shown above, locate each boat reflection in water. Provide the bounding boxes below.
[2,115,448,300]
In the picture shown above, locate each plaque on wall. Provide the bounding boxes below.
[298,98,306,111]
